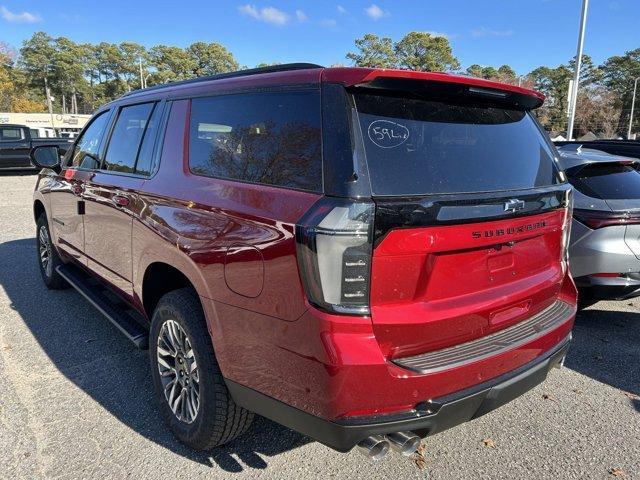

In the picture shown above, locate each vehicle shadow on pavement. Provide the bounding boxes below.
[0,238,310,472]
[565,306,640,397]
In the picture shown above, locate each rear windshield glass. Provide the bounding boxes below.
[353,93,560,196]
[569,164,640,200]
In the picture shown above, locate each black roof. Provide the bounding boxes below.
[123,63,323,98]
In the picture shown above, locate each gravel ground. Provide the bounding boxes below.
[0,173,638,480]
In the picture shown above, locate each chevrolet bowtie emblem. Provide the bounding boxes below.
[504,199,525,213]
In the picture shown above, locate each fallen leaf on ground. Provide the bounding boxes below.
[482,438,496,448]
[411,442,428,470]
[2,344,11,351]
[412,455,428,470]
[542,393,556,401]
[623,391,638,400]
[609,467,627,478]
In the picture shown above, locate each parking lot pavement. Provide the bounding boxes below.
[0,173,638,480]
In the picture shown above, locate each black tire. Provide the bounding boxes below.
[36,214,68,290]
[149,288,253,450]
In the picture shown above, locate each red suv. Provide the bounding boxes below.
[31,64,576,459]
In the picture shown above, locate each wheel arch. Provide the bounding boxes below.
[141,262,201,319]
[34,199,46,222]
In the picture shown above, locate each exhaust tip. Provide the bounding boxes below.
[385,431,421,456]
[357,435,390,461]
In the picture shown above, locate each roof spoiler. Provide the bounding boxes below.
[322,68,545,110]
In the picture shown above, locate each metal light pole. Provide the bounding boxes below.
[44,77,55,129]
[139,57,145,89]
[566,0,589,140]
[628,77,639,139]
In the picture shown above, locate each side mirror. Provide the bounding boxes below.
[30,145,61,171]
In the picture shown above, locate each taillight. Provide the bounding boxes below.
[296,198,374,315]
[573,208,640,229]
[561,189,573,274]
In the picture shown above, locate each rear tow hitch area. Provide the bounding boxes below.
[356,431,421,460]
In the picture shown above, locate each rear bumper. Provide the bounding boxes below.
[575,272,640,300]
[569,221,640,278]
[211,275,576,430]
[393,300,573,374]
[227,335,571,452]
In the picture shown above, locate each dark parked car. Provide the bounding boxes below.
[558,144,640,303]
[0,124,71,170]
[31,64,576,459]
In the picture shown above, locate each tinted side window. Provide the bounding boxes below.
[134,103,163,176]
[0,127,24,141]
[189,90,322,192]
[103,103,155,173]
[69,111,110,169]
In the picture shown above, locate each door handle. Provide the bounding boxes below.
[113,195,130,207]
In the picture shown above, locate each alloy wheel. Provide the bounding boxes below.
[38,225,52,278]
[157,319,200,424]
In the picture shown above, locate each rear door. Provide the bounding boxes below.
[0,126,30,168]
[82,101,163,297]
[350,90,570,359]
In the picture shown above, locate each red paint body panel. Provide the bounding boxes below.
[370,210,566,358]
[83,172,144,298]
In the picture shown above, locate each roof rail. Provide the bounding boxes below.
[123,62,324,97]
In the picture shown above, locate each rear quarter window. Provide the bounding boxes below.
[188,90,322,192]
[353,93,561,196]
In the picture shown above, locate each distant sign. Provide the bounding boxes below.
[0,112,90,129]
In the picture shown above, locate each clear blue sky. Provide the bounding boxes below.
[1,0,637,74]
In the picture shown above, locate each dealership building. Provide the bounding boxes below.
[0,112,90,136]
